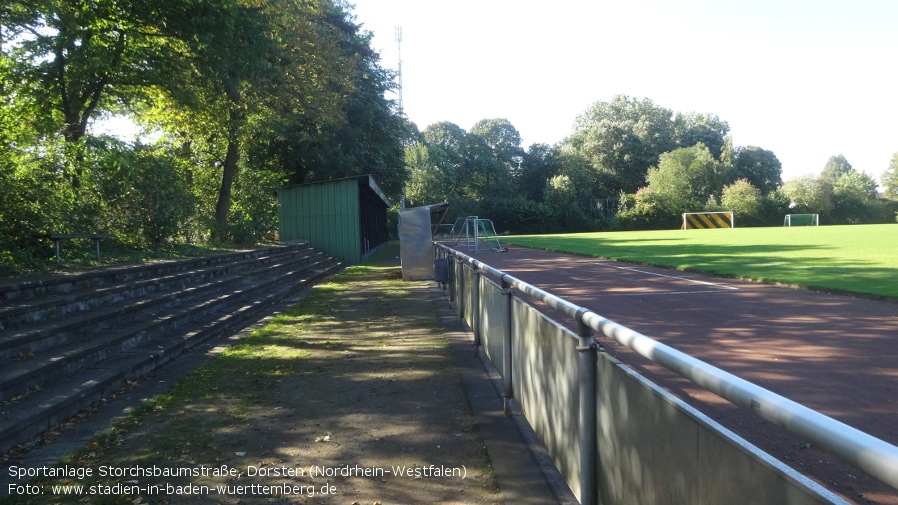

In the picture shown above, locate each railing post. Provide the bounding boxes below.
[471,265,481,356]
[501,277,513,415]
[447,255,456,308]
[576,308,597,505]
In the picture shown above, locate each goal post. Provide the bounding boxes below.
[783,214,819,226]
[682,211,734,230]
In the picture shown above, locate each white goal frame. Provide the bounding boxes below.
[783,214,819,226]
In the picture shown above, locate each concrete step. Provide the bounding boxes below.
[0,248,275,304]
[0,246,316,330]
[0,249,327,364]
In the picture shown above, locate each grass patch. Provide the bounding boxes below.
[503,224,898,299]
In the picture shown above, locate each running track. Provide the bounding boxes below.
[459,245,898,505]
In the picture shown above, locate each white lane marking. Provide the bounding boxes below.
[593,262,739,291]
[599,290,736,297]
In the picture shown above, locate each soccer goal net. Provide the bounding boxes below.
[783,214,819,226]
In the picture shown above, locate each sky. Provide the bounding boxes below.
[349,0,898,183]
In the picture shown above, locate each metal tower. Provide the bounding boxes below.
[395,26,403,113]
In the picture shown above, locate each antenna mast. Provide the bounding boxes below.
[395,26,403,114]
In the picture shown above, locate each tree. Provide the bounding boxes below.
[516,144,559,202]
[2,0,190,187]
[831,170,879,223]
[881,152,898,201]
[470,118,524,176]
[411,122,470,203]
[720,179,763,225]
[552,146,600,212]
[569,95,677,194]
[165,0,282,235]
[821,154,853,184]
[732,146,783,196]
[645,143,727,214]
[673,112,730,160]
[248,2,407,199]
[3,1,159,142]
[780,175,834,215]
[413,120,519,203]
[545,175,591,231]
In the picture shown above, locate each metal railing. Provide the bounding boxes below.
[436,242,898,504]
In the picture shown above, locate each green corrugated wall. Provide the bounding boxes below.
[278,178,362,264]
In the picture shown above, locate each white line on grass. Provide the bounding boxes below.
[593,262,739,291]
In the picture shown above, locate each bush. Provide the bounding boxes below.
[720,179,763,226]
[615,189,680,230]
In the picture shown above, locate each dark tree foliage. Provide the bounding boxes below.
[1,0,409,267]
[732,146,783,196]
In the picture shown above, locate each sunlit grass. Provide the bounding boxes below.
[503,224,898,299]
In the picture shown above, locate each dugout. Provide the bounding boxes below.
[277,175,391,265]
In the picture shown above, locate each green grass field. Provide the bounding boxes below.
[502,224,898,299]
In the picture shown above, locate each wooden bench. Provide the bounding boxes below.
[35,233,112,262]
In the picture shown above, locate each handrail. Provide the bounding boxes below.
[435,242,898,491]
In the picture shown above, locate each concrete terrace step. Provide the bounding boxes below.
[0,246,320,330]
[0,249,329,363]
[0,245,311,305]
[0,244,343,454]
[0,250,334,398]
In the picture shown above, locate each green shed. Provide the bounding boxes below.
[277,175,391,265]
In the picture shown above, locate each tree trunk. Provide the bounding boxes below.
[215,135,240,232]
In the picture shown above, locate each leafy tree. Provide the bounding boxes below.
[831,170,879,224]
[720,179,763,225]
[167,1,282,235]
[732,146,783,196]
[569,95,677,194]
[553,146,600,213]
[881,152,898,201]
[615,188,679,230]
[2,0,183,143]
[780,175,834,216]
[411,119,525,204]
[516,143,559,202]
[249,2,407,199]
[2,0,191,189]
[406,122,471,205]
[821,154,853,184]
[470,118,524,186]
[464,133,508,201]
[404,142,442,206]
[545,175,592,231]
[480,195,552,235]
[645,143,727,214]
[673,112,730,160]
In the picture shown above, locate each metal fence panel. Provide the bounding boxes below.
[479,277,505,369]
[512,298,581,500]
[597,357,837,505]
[439,244,854,505]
